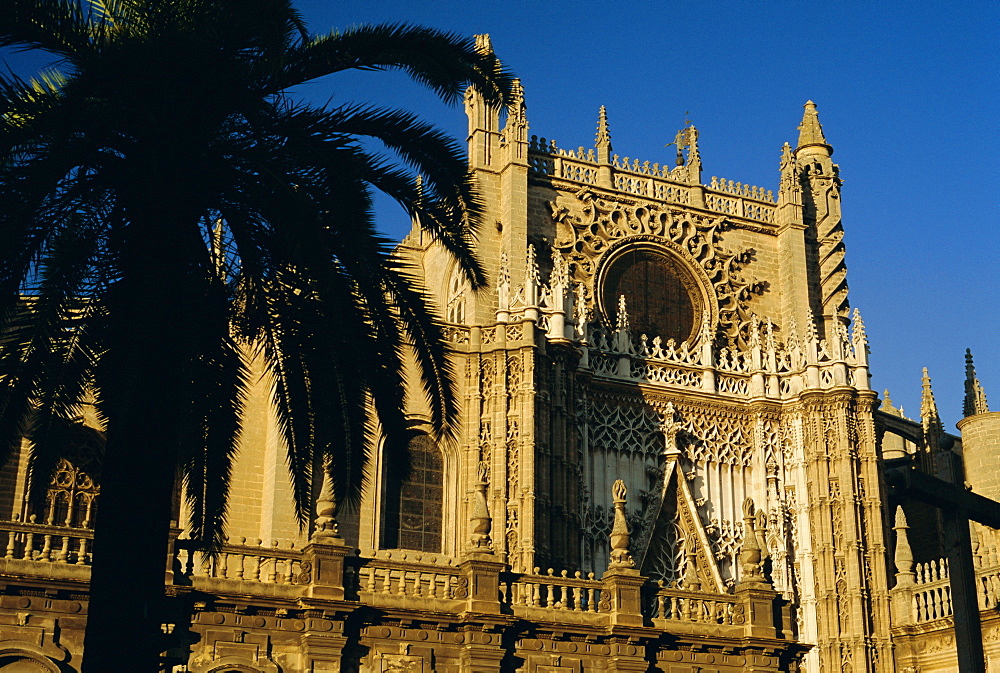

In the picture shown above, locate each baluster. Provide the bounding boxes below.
[573,584,583,611]
[267,541,278,582]
[5,530,15,559]
[531,580,540,607]
[41,534,53,562]
[44,495,56,526]
[670,596,680,619]
[444,575,454,599]
[365,566,376,593]
[557,570,569,608]
[218,552,229,579]
[396,570,406,596]
[233,551,245,580]
[589,587,598,612]
[284,556,295,585]
[180,544,192,577]
[913,592,924,621]
[682,597,692,621]
[76,537,88,565]
[57,535,70,563]
[944,585,953,617]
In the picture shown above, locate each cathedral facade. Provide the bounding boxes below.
[0,36,998,673]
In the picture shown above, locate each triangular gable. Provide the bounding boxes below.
[639,456,726,593]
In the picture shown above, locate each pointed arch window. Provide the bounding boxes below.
[446,270,467,324]
[36,429,102,529]
[382,433,443,553]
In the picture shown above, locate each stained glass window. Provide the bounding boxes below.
[383,433,443,553]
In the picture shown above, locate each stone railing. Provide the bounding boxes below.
[345,551,465,605]
[173,536,309,589]
[501,568,604,613]
[0,515,93,567]
[645,582,740,626]
[893,555,1000,624]
[584,313,869,400]
[526,139,776,224]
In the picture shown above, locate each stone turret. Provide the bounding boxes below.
[957,349,1000,501]
[795,100,848,337]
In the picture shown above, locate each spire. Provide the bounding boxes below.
[595,105,612,163]
[920,367,943,448]
[963,348,991,417]
[797,100,831,152]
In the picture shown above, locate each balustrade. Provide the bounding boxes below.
[344,551,462,603]
[502,568,603,612]
[173,537,306,587]
[645,583,738,625]
[584,315,861,399]
[0,514,93,567]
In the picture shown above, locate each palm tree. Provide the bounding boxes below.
[0,1,511,670]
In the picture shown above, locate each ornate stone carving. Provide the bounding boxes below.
[547,190,765,347]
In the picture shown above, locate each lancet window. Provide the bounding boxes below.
[446,270,467,324]
[382,433,444,553]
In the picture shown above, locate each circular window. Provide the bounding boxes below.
[602,249,699,343]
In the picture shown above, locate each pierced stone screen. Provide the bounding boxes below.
[602,250,697,343]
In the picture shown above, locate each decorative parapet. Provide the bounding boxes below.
[708,176,775,202]
[891,530,1000,627]
[502,568,605,614]
[580,308,870,399]
[526,136,777,224]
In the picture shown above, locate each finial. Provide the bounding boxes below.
[920,367,943,447]
[660,402,683,458]
[526,243,540,283]
[796,100,831,152]
[496,251,510,314]
[550,250,568,290]
[738,498,764,583]
[312,469,339,541]
[504,79,527,134]
[893,506,915,585]
[851,307,867,348]
[608,480,634,569]
[595,106,612,164]
[473,34,493,55]
[880,389,904,418]
[780,141,794,170]
[963,348,990,417]
[616,295,629,332]
[596,105,612,149]
[469,461,493,551]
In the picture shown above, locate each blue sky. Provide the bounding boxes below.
[3,1,997,429]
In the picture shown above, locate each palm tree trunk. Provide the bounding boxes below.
[83,411,177,671]
[82,197,203,672]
